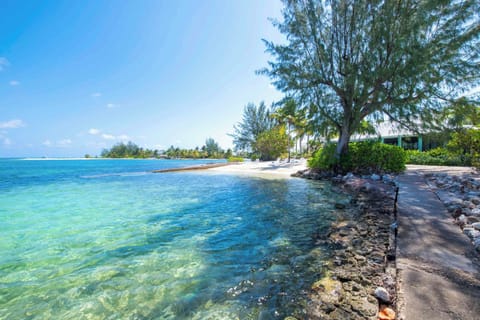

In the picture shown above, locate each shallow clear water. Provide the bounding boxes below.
[0,159,346,319]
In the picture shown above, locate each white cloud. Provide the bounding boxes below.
[0,119,25,129]
[101,133,115,140]
[88,128,129,141]
[117,134,130,141]
[42,139,72,148]
[9,80,20,86]
[106,103,118,109]
[3,137,11,145]
[0,57,9,71]
[88,128,100,135]
[91,92,102,97]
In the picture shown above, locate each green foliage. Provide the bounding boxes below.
[441,98,480,130]
[254,125,289,161]
[308,143,337,170]
[309,142,406,174]
[165,146,228,159]
[405,148,471,166]
[231,102,275,153]
[204,138,224,158]
[101,142,157,158]
[406,129,480,167]
[261,0,480,160]
[101,138,231,160]
[346,142,406,174]
[227,156,244,163]
[448,129,480,156]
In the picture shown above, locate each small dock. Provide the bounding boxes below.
[152,162,231,173]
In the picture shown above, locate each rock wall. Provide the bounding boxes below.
[293,170,398,320]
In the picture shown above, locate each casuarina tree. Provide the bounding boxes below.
[261,0,480,162]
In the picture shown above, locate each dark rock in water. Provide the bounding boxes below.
[335,202,347,209]
[374,287,391,303]
[450,206,463,218]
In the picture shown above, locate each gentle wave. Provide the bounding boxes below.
[80,171,150,179]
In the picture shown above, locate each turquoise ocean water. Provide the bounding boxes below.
[0,159,347,319]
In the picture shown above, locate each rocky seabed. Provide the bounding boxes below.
[291,170,399,320]
[424,172,480,253]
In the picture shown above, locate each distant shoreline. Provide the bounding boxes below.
[152,159,308,178]
[208,159,308,178]
[152,162,233,173]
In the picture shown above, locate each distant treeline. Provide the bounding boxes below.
[99,139,234,159]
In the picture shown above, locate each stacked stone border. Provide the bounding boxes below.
[291,169,399,320]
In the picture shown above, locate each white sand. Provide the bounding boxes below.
[208,159,308,178]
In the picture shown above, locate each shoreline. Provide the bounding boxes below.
[207,159,308,178]
[295,169,398,319]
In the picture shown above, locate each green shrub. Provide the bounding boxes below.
[405,147,471,166]
[227,156,244,162]
[308,141,406,173]
[308,143,337,170]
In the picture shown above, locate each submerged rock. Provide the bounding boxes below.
[334,201,347,209]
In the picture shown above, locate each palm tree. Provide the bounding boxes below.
[272,99,297,162]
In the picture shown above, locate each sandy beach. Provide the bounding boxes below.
[208,159,308,178]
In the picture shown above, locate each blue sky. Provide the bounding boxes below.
[0,0,285,157]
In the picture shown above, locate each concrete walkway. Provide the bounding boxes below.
[396,170,480,319]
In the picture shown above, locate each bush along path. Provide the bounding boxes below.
[293,170,399,320]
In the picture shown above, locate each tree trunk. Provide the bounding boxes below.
[306,135,310,154]
[298,136,302,155]
[335,126,350,162]
[287,123,291,163]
